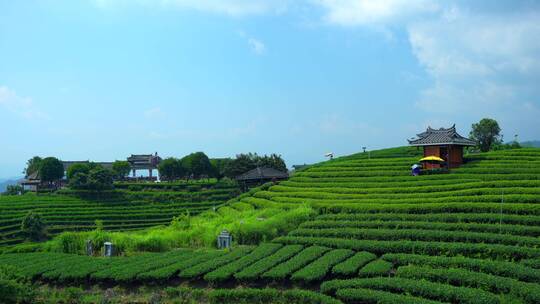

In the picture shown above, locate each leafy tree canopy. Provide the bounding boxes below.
[158,158,185,181]
[23,156,42,177]
[68,166,114,191]
[224,153,287,178]
[21,211,47,241]
[66,163,90,180]
[112,161,131,180]
[470,118,503,152]
[3,185,24,196]
[87,167,114,190]
[210,158,233,180]
[38,157,64,183]
[181,152,212,179]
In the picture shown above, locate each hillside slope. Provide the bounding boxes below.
[1,147,539,303]
[0,180,240,246]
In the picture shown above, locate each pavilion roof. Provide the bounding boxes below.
[236,167,289,181]
[408,124,476,147]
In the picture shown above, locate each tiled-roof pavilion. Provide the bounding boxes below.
[409,124,476,169]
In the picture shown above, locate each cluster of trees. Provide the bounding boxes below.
[470,118,521,152]
[67,163,114,191]
[158,152,287,181]
[24,157,132,191]
[67,161,131,190]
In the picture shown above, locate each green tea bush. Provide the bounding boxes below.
[396,265,540,304]
[358,259,393,277]
[332,251,376,276]
[322,278,499,304]
[262,246,331,280]
[335,288,441,304]
[204,243,282,282]
[290,249,354,282]
[275,236,540,259]
[179,247,253,279]
[382,253,540,282]
[234,245,303,281]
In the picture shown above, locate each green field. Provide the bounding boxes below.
[1,147,539,303]
[0,180,240,247]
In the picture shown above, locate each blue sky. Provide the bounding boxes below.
[1,0,539,178]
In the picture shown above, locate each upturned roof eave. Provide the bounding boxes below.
[409,141,476,147]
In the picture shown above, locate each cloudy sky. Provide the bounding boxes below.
[1,0,539,178]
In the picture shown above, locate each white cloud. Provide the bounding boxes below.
[248,38,266,55]
[408,8,540,79]
[0,86,48,120]
[93,0,290,16]
[409,7,540,120]
[314,0,439,26]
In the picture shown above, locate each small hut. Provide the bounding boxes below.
[409,125,476,169]
[20,171,41,192]
[236,167,289,191]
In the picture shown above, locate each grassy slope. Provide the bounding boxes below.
[0,180,240,247]
[2,146,540,303]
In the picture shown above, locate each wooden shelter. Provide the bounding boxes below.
[236,167,289,191]
[408,125,476,169]
[20,171,41,192]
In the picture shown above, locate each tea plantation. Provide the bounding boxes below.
[1,147,539,303]
[0,180,240,246]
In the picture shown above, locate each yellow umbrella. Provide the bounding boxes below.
[419,156,445,162]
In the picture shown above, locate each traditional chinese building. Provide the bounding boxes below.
[408,125,476,169]
[236,167,289,191]
[127,153,162,178]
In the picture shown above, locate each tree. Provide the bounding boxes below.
[257,153,287,172]
[3,185,24,196]
[23,156,42,177]
[210,158,232,180]
[66,163,90,180]
[181,152,212,179]
[223,153,288,178]
[158,158,185,181]
[112,161,131,180]
[223,153,258,178]
[470,118,502,152]
[86,167,114,190]
[21,211,47,241]
[38,157,64,185]
[68,172,88,190]
[68,167,114,191]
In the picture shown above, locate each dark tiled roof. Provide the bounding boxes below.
[127,154,162,168]
[236,167,289,181]
[409,124,476,146]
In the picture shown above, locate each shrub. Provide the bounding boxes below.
[358,259,393,277]
[234,245,303,281]
[261,246,331,280]
[204,243,282,282]
[332,251,377,276]
[21,211,47,241]
[335,288,440,304]
[396,265,540,304]
[322,277,499,304]
[291,249,354,282]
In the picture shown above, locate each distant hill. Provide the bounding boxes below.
[0,178,22,192]
[521,140,540,147]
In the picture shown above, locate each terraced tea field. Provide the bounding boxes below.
[1,147,539,303]
[0,181,239,246]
